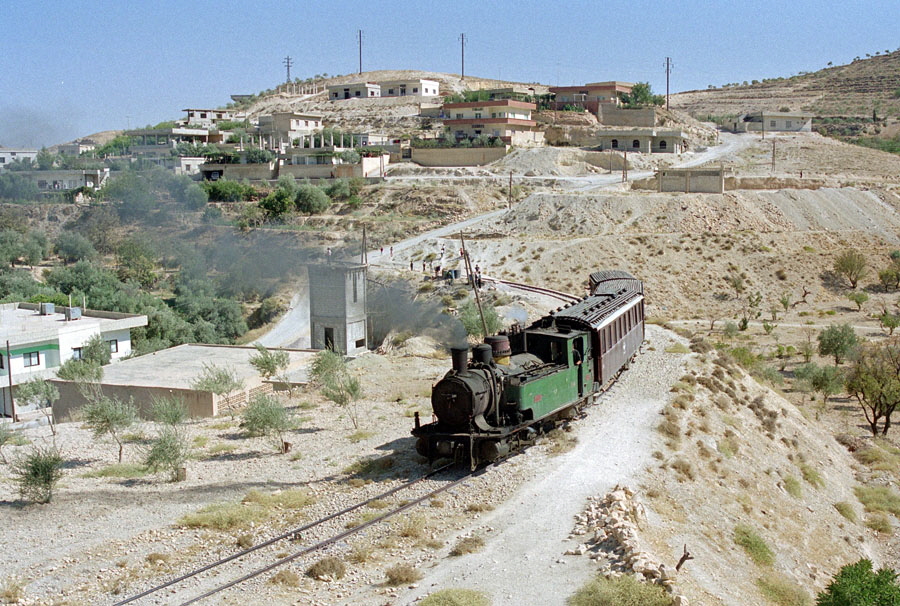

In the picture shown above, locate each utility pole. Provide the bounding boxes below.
[771,140,776,173]
[283,56,293,83]
[508,172,512,208]
[357,30,363,74]
[459,33,466,80]
[664,57,673,110]
[622,149,628,182]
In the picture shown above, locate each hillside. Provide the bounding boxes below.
[672,50,900,119]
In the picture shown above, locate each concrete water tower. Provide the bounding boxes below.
[307,262,368,355]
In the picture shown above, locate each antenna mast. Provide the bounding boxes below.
[459,33,466,80]
[664,57,673,110]
[357,30,363,74]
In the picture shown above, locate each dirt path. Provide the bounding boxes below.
[390,325,686,605]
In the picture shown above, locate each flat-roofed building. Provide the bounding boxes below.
[327,82,381,100]
[0,148,39,170]
[50,344,316,420]
[379,79,440,97]
[181,108,235,128]
[728,111,813,133]
[20,168,110,191]
[0,302,147,418]
[57,139,97,156]
[549,81,634,113]
[308,262,368,356]
[442,99,543,146]
[257,112,324,148]
[124,127,222,157]
[595,128,686,153]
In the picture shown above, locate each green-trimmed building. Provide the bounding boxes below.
[0,302,147,419]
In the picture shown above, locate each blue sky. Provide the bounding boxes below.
[2,0,898,147]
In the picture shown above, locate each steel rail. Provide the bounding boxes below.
[114,463,455,605]
[486,278,581,304]
[177,465,488,605]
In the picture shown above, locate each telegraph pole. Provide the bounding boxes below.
[664,57,673,110]
[459,33,466,80]
[357,30,363,74]
[283,56,293,83]
[771,140,776,173]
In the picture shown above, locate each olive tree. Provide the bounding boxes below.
[818,324,859,365]
[845,339,900,436]
[12,445,64,503]
[833,249,868,289]
[311,350,362,428]
[795,363,844,405]
[144,427,191,481]
[81,395,138,463]
[249,344,289,380]
[15,378,60,436]
[847,291,869,311]
[191,363,244,419]
[242,393,294,452]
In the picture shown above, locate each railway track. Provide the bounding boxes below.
[487,277,582,304]
[114,462,474,605]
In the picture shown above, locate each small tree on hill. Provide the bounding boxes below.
[311,350,362,428]
[816,559,900,605]
[12,445,64,503]
[833,249,868,289]
[847,291,869,311]
[795,363,844,405]
[459,300,503,339]
[15,378,60,437]
[82,334,112,366]
[249,344,290,380]
[818,324,859,365]
[81,395,138,463]
[845,340,900,436]
[191,363,245,419]
[242,393,294,452]
[144,426,191,481]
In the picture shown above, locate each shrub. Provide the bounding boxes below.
[269,569,300,586]
[784,476,802,498]
[568,574,675,606]
[799,463,824,488]
[420,589,490,606]
[817,559,900,605]
[151,396,189,426]
[450,535,485,556]
[385,563,422,586]
[242,394,293,452]
[295,184,331,214]
[833,250,868,289]
[81,395,138,463]
[12,445,64,503]
[306,556,346,580]
[834,502,858,523]
[733,524,775,566]
[56,358,103,382]
[865,513,893,534]
[818,324,859,365]
[847,291,869,311]
[0,577,25,603]
[144,427,191,481]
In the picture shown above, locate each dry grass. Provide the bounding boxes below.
[178,503,267,530]
[465,502,494,513]
[343,456,395,477]
[854,485,900,515]
[545,428,578,455]
[242,489,316,510]
[0,577,25,604]
[569,574,675,606]
[756,573,813,606]
[783,476,802,499]
[420,588,491,606]
[207,442,237,455]
[799,463,825,488]
[665,343,691,354]
[81,463,150,479]
[833,502,858,523]
[671,458,695,481]
[397,515,425,539]
[734,524,775,566]
[854,441,900,473]
[236,534,254,549]
[269,569,300,586]
[348,544,373,564]
[347,430,375,443]
[385,563,422,586]
[450,535,485,556]
[306,556,346,580]
[865,513,893,534]
[145,553,171,564]
[717,436,739,458]
[367,498,390,509]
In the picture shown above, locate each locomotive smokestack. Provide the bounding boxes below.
[451,346,469,374]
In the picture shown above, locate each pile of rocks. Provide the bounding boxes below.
[566,485,688,605]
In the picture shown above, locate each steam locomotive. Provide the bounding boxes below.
[413,270,645,468]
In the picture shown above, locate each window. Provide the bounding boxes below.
[355,338,366,348]
[413,87,418,93]
[108,339,118,354]
[786,120,792,128]
[0,158,5,164]
[632,140,640,149]
[659,140,667,150]
[474,113,482,119]
[72,347,83,360]
[388,89,395,95]
[611,139,618,148]
[355,91,361,97]
[491,113,497,118]
[24,351,40,367]
[352,273,358,303]
[770,120,776,128]
[200,113,207,119]
[0,353,4,368]
[456,113,463,119]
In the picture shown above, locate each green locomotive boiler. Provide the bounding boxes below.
[413,270,645,467]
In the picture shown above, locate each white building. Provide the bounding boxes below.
[180,108,236,128]
[0,302,147,418]
[729,111,813,133]
[257,112,324,148]
[0,148,39,170]
[327,82,381,100]
[379,79,440,97]
[57,139,97,156]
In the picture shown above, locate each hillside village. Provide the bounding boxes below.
[0,49,900,606]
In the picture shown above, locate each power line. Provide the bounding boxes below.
[459,33,466,80]
[283,56,293,83]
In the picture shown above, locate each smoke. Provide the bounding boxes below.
[368,280,468,349]
[504,305,528,326]
[0,104,83,148]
